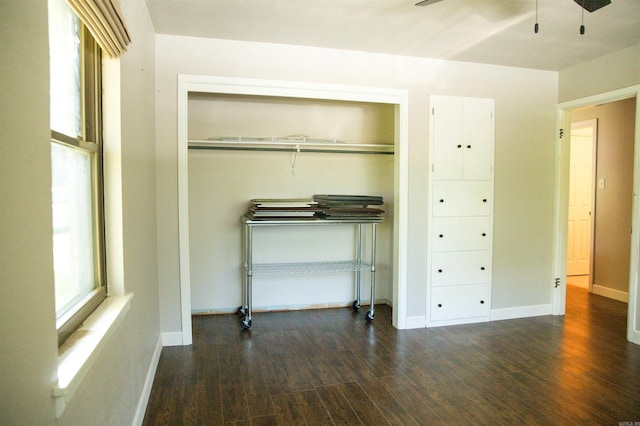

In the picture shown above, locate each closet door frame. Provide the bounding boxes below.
[176,74,410,344]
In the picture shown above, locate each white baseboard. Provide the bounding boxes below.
[592,284,629,303]
[566,275,589,289]
[161,331,183,347]
[490,304,552,321]
[629,329,640,345]
[427,316,490,328]
[411,304,553,328]
[404,315,426,329]
[132,335,163,426]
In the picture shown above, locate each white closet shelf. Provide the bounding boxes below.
[188,137,394,154]
[250,260,373,275]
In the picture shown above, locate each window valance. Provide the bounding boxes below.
[66,0,131,58]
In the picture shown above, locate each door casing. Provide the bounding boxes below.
[552,85,640,345]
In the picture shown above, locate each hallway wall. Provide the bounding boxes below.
[572,97,637,301]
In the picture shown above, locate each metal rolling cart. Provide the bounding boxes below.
[237,216,382,329]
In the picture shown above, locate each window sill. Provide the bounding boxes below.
[53,293,133,418]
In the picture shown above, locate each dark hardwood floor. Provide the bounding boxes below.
[143,286,640,425]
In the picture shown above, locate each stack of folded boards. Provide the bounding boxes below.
[312,194,384,221]
[248,198,318,220]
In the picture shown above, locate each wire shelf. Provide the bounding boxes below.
[249,260,372,275]
[188,137,394,155]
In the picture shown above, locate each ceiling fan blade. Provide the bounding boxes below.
[573,0,612,12]
[415,0,447,6]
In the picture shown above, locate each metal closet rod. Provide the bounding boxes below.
[187,136,395,155]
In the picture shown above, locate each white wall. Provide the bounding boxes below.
[559,43,640,103]
[156,35,558,333]
[0,1,160,424]
[189,151,394,311]
[0,2,58,424]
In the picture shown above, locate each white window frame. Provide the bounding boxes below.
[50,4,107,346]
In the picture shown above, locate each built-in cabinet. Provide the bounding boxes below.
[427,96,495,326]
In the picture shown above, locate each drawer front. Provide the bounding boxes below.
[431,251,490,286]
[432,217,492,252]
[432,182,492,217]
[430,284,490,322]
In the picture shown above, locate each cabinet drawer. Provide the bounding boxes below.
[430,284,490,322]
[432,182,492,217]
[431,251,490,286]
[432,217,492,252]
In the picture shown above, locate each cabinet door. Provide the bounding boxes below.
[430,284,490,322]
[432,182,492,217]
[432,97,493,181]
[431,251,490,286]
[462,100,493,180]
[432,217,492,252]
[432,97,464,180]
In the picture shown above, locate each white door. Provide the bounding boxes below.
[566,120,596,278]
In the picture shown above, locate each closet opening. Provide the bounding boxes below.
[176,76,409,344]
[188,94,394,319]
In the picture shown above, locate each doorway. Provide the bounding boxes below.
[553,85,640,345]
[569,100,635,303]
[566,119,597,290]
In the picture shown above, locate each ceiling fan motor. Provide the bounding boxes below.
[573,0,611,12]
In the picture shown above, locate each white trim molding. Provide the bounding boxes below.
[161,331,184,347]
[404,316,427,329]
[132,336,163,426]
[554,84,640,345]
[176,75,411,343]
[491,304,553,322]
[54,294,133,418]
[592,285,629,303]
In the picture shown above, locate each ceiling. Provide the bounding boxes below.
[145,0,640,71]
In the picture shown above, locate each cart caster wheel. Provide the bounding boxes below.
[351,300,361,311]
[366,310,375,321]
[241,318,252,329]
[237,306,247,316]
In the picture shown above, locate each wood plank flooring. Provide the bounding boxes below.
[143,286,640,425]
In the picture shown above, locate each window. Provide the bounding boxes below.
[49,0,106,345]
